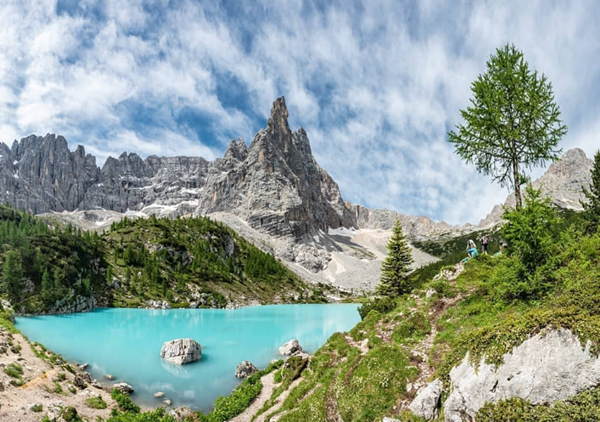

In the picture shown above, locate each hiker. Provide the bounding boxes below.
[481,235,489,254]
[466,239,478,260]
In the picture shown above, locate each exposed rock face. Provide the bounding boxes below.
[444,329,600,421]
[409,379,442,421]
[160,338,202,365]
[0,134,208,216]
[352,205,463,240]
[278,339,303,356]
[196,97,355,242]
[168,406,197,421]
[478,148,594,228]
[235,361,258,379]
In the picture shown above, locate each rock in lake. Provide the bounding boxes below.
[113,383,134,395]
[160,338,202,365]
[104,374,115,380]
[235,361,258,378]
[278,339,303,356]
[154,391,165,398]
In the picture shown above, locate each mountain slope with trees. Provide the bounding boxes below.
[0,206,327,315]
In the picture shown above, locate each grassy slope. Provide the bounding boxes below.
[247,218,600,421]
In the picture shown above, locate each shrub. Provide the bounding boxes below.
[111,388,140,413]
[86,396,108,409]
[30,403,43,412]
[358,297,397,320]
[502,185,561,274]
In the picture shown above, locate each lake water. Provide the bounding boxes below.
[16,304,360,411]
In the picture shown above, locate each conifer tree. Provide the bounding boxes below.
[581,150,600,235]
[449,44,567,208]
[377,220,413,297]
[2,250,22,298]
[41,269,52,297]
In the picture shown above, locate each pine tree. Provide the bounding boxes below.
[2,250,22,298]
[41,269,52,297]
[377,221,414,297]
[581,150,600,235]
[449,44,567,208]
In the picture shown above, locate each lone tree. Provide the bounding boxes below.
[377,220,413,297]
[581,150,600,234]
[449,44,567,208]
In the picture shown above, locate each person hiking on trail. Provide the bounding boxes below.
[481,235,489,254]
[466,239,478,260]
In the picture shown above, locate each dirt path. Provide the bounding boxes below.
[230,372,277,422]
[254,377,304,422]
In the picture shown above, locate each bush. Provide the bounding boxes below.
[358,297,397,320]
[86,396,108,409]
[111,388,140,413]
[31,403,43,412]
[502,185,561,274]
[60,407,83,422]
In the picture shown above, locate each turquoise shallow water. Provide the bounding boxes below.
[16,304,360,411]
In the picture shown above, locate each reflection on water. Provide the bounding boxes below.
[16,304,360,412]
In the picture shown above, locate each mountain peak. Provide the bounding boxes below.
[267,96,290,134]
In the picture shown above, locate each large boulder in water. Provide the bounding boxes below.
[160,338,202,365]
[235,361,258,379]
[278,339,302,356]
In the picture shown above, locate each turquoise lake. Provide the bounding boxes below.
[16,304,360,411]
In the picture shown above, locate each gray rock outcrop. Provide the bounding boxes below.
[409,379,442,421]
[196,97,356,251]
[113,383,134,394]
[278,339,303,356]
[0,134,208,216]
[444,328,600,421]
[235,361,258,378]
[160,338,202,365]
[478,148,594,228]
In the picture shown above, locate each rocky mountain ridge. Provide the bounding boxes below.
[0,98,593,291]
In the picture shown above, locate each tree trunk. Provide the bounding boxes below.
[512,156,522,208]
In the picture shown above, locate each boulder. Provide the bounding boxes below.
[160,338,202,365]
[445,328,600,421]
[278,339,303,356]
[163,399,172,406]
[73,374,87,389]
[78,363,88,370]
[169,406,197,421]
[235,361,258,379]
[154,391,165,398]
[409,379,442,421]
[104,374,115,380]
[81,372,92,383]
[113,383,134,395]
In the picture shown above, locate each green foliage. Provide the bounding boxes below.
[484,186,567,303]
[198,360,283,422]
[377,220,413,297]
[582,150,600,235]
[30,403,43,412]
[477,387,600,421]
[448,43,567,208]
[107,408,178,422]
[0,204,313,314]
[2,250,23,299]
[111,388,141,413]
[59,406,83,422]
[86,396,108,409]
[358,297,397,320]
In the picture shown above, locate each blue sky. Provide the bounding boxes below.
[1,0,599,224]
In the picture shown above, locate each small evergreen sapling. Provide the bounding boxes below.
[377,220,414,297]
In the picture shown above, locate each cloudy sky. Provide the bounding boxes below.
[1,0,599,224]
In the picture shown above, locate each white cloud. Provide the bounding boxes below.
[0,0,598,224]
